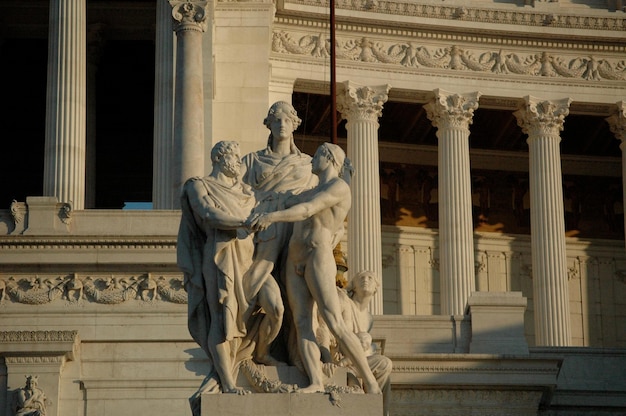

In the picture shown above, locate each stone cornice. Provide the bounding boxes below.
[275,15,626,50]
[281,0,626,33]
[272,24,626,83]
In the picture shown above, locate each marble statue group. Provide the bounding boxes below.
[177,102,391,415]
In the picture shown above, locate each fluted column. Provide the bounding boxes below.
[153,0,176,209]
[514,96,572,346]
[43,0,87,210]
[606,101,626,244]
[170,0,209,208]
[424,90,480,316]
[337,81,390,315]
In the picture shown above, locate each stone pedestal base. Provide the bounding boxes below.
[201,392,383,416]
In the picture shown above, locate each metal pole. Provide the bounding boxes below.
[330,0,337,144]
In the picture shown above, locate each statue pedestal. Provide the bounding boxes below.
[201,364,383,415]
[201,392,383,416]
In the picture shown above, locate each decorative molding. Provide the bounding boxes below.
[10,200,25,225]
[0,330,78,343]
[0,274,187,305]
[272,31,626,82]
[0,237,176,250]
[4,356,65,365]
[282,0,626,32]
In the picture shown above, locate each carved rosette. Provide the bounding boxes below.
[337,82,391,123]
[170,0,209,33]
[424,90,481,131]
[514,97,572,138]
[606,101,626,145]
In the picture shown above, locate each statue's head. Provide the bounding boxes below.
[263,101,302,131]
[210,141,241,178]
[25,375,38,388]
[347,270,380,297]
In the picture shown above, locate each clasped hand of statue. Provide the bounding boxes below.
[245,212,273,232]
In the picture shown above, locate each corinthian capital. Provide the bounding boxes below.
[170,0,209,33]
[337,81,391,122]
[424,89,481,130]
[606,101,626,144]
[514,96,572,138]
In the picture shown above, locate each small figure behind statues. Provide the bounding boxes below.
[13,375,48,416]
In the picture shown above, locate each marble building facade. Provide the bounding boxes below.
[0,0,625,415]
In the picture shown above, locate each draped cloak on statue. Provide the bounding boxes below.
[241,146,317,292]
[177,176,260,412]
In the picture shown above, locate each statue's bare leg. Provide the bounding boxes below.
[305,247,382,395]
[255,277,286,366]
[286,260,325,393]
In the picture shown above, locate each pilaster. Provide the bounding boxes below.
[43,0,87,210]
[337,81,390,315]
[424,89,480,316]
[170,0,209,208]
[606,101,626,244]
[514,96,572,347]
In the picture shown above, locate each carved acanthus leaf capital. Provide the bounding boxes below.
[514,96,572,137]
[170,0,209,33]
[337,81,391,122]
[424,89,481,131]
[606,101,626,144]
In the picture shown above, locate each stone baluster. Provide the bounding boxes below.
[337,81,390,315]
[153,0,176,209]
[43,0,87,210]
[170,0,209,209]
[606,101,626,243]
[424,90,480,316]
[514,96,572,346]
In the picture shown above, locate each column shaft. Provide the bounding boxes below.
[338,81,390,315]
[515,96,572,346]
[425,90,480,316]
[606,101,626,243]
[153,0,176,209]
[171,0,209,208]
[43,0,86,210]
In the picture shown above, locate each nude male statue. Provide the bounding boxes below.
[249,143,381,395]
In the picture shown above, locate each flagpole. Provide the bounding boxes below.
[330,0,337,145]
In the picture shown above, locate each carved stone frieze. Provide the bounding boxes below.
[271,30,626,82]
[0,330,78,343]
[0,273,187,305]
[282,0,626,31]
[5,276,66,305]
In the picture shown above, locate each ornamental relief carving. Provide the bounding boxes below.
[271,31,626,81]
[0,273,187,305]
[283,0,625,31]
